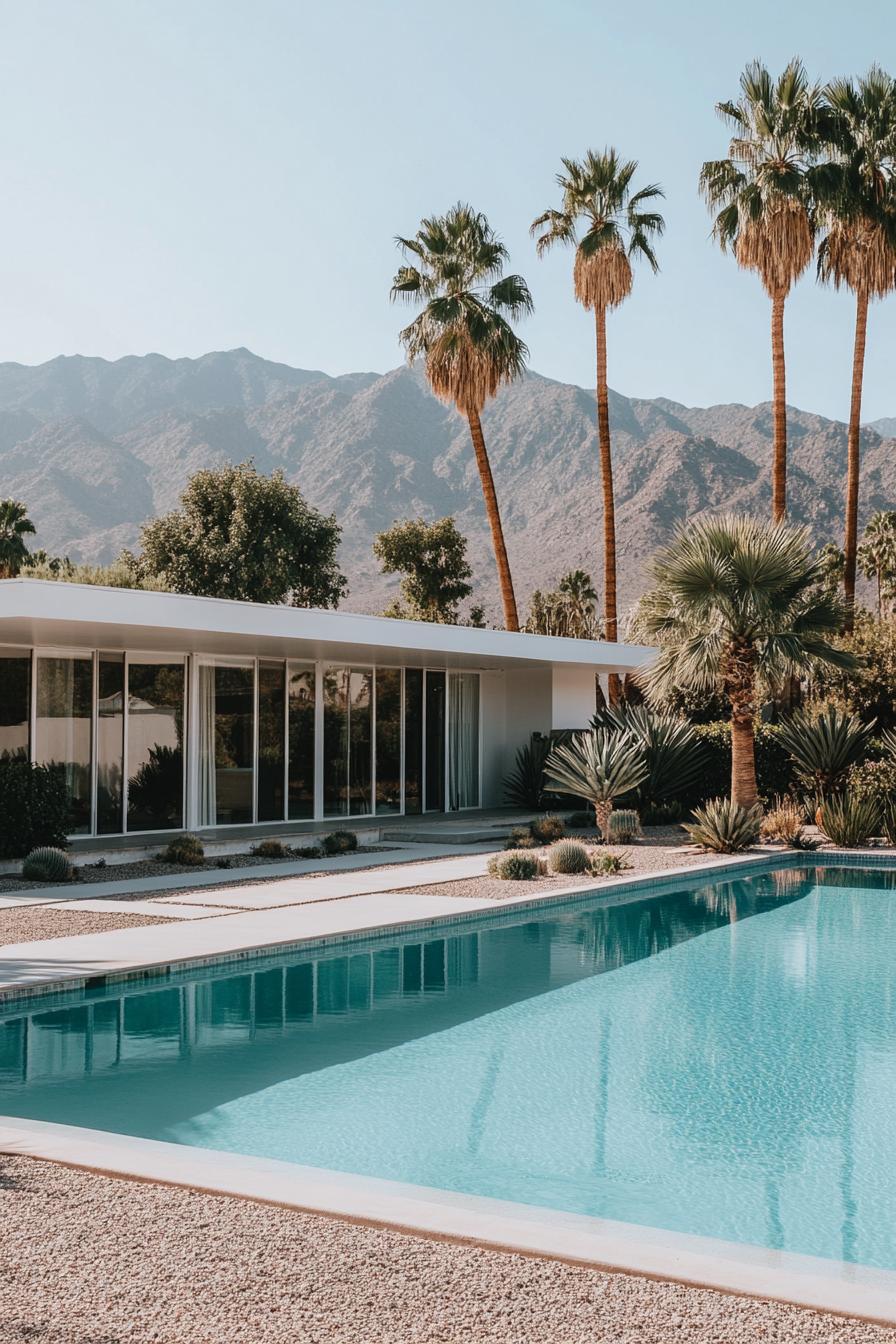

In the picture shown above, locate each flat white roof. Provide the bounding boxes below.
[0,580,654,673]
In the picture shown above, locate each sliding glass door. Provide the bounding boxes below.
[34,653,94,833]
[323,666,373,817]
[0,649,31,761]
[126,659,185,832]
[197,663,254,827]
[448,672,480,810]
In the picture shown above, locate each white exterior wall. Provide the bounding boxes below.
[551,665,598,731]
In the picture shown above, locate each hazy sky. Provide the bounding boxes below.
[1,0,894,419]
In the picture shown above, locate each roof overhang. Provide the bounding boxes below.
[0,581,655,674]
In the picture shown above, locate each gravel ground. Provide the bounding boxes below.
[0,907,175,944]
[0,1157,891,1344]
[0,845,395,895]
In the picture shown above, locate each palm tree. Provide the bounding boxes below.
[857,509,896,618]
[700,59,820,522]
[391,205,532,631]
[0,499,36,578]
[816,67,896,625]
[531,150,664,701]
[638,514,854,808]
[545,727,648,838]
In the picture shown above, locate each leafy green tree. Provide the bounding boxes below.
[700,59,819,522]
[374,517,475,623]
[857,510,896,618]
[131,461,347,606]
[0,498,36,578]
[525,570,601,638]
[805,610,896,728]
[816,66,896,622]
[638,514,853,808]
[392,204,531,632]
[531,151,664,701]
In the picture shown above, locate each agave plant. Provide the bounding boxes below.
[776,705,875,793]
[817,793,880,847]
[545,728,648,839]
[503,737,551,808]
[684,798,763,853]
[592,704,706,804]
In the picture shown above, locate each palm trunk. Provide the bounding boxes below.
[595,306,620,705]
[465,408,519,632]
[771,290,787,523]
[594,798,612,842]
[843,288,869,630]
[726,640,758,809]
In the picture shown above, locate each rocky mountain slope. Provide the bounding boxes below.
[1,347,892,622]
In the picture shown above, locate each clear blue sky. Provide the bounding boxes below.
[1,0,894,420]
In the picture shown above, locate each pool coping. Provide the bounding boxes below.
[2,1116,896,1327]
[0,847,892,1009]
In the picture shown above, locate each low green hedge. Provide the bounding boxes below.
[0,757,70,859]
[687,723,796,806]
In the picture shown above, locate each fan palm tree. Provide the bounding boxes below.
[700,59,820,522]
[815,67,896,625]
[391,205,532,631]
[857,509,896,618]
[531,150,664,701]
[0,498,35,578]
[638,514,854,808]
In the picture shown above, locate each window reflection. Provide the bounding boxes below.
[375,668,401,814]
[424,670,445,811]
[323,666,372,816]
[0,649,30,760]
[257,661,286,823]
[403,668,423,816]
[288,664,315,820]
[127,661,185,832]
[34,655,93,833]
[96,653,124,834]
[198,664,254,826]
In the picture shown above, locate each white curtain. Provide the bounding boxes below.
[197,664,217,826]
[448,673,479,810]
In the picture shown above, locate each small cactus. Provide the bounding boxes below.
[504,825,539,850]
[161,833,205,865]
[487,849,545,880]
[608,809,641,843]
[529,813,566,843]
[548,839,591,875]
[250,838,291,859]
[322,830,359,855]
[22,846,74,883]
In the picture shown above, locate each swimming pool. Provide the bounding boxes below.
[3,863,896,1275]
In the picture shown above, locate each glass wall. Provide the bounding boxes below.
[0,649,31,760]
[448,672,480,810]
[34,654,93,834]
[323,666,373,816]
[96,653,124,834]
[424,670,445,811]
[288,664,315,820]
[198,664,254,826]
[375,668,402,814]
[257,661,286,823]
[126,660,185,832]
[403,668,423,816]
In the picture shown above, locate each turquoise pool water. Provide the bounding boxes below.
[3,865,896,1271]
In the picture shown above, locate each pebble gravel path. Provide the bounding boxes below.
[1,1156,892,1343]
[0,907,174,944]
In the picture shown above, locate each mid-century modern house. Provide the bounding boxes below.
[0,580,654,843]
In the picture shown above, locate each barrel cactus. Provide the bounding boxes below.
[548,839,591,875]
[608,809,642,843]
[22,846,74,883]
[487,849,545,880]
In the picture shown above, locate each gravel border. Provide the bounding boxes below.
[0,907,175,944]
[1,1155,892,1344]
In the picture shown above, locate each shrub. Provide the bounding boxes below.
[160,833,205,865]
[641,800,684,825]
[0,757,69,859]
[250,838,291,859]
[684,798,763,853]
[321,830,359,855]
[690,722,795,806]
[592,850,632,875]
[776,706,875,794]
[548,839,591,875]
[565,810,594,828]
[846,758,896,813]
[817,794,880,848]
[529,814,565,843]
[293,845,322,859]
[503,737,551,809]
[881,800,896,846]
[592,705,706,805]
[504,826,539,850]
[608,809,641,843]
[216,857,232,869]
[760,797,805,845]
[487,850,545,880]
[21,846,74,883]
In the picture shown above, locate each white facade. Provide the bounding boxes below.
[0,580,653,839]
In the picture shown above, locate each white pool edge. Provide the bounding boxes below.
[2,1116,895,1326]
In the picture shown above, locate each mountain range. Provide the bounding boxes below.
[1,347,893,622]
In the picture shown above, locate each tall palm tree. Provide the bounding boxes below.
[816,67,896,625]
[0,498,35,578]
[531,150,664,702]
[700,59,820,522]
[857,509,896,618]
[391,205,532,631]
[638,514,853,808]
